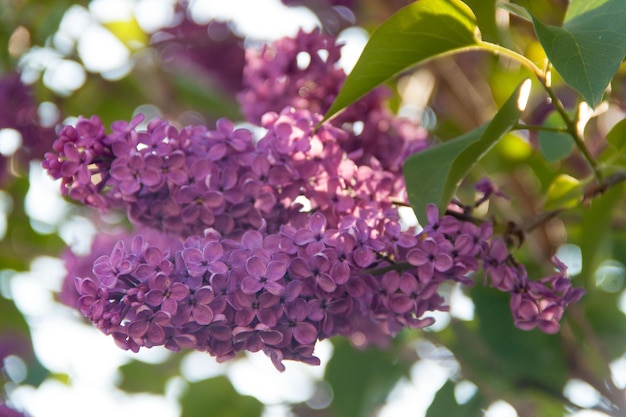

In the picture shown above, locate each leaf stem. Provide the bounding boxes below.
[478,43,605,184]
[513,123,568,133]
[478,42,543,77]
[540,67,604,183]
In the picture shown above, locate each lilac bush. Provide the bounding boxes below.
[46,29,584,370]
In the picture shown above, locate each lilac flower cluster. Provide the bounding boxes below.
[0,403,29,417]
[0,72,57,182]
[46,29,584,370]
[238,29,428,174]
[152,11,245,95]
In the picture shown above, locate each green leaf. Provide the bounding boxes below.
[579,182,625,284]
[606,117,626,152]
[599,118,626,165]
[325,339,408,417]
[544,174,583,210]
[324,0,481,121]
[118,356,180,394]
[426,380,484,417]
[497,2,532,22]
[531,0,626,108]
[538,112,574,162]
[404,80,529,223]
[0,294,49,386]
[471,284,569,391]
[180,376,263,417]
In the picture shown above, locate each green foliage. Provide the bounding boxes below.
[425,380,484,417]
[118,355,182,394]
[404,81,527,222]
[538,112,574,162]
[180,376,263,417]
[544,174,583,211]
[324,0,481,121]
[3,1,626,416]
[325,339,409,417]
[531,0,626,108]
[471,284,569,391]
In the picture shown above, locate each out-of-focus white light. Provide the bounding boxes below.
[89,0,133,22]
[337,26,369,74]
[454,380,478,404]
[610,355,626,389]
[4,355,28,384]
[43,59,86,96]
[0,128,23,156]
[484,400,518,417]
[450,284,474,321]
[77,25,130,73]
[227,339,332,404]
[516,79,532,111]
[38,102,61,128]
[564,379,601,408]
[595,260,625,293]
[25,163,70,227]
[190,0,318,40]
[135,0,177,33]
[180,351,225,382]
[556,243,582,276]
[378,360,450,417]
[58,5,93,40]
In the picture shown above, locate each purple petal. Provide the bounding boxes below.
[192,304,214,325]
[241,277,263,294]
[293,322,318,345]
[169,283,190,300]
[266,261,287,281]
[246,256,266,277]
[434,253,453,272]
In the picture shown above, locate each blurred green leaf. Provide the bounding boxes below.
[606,117,626,152]
[579,183,624,284]
[531,0,626,108]
[0,295,49,386]
[538,112,574,162]
[464,0,498,42]
[544,174,583,210]
[404,81,527,223]
[180,376,263,417]
[497,2,532,22]
[325,339,408,417]
[324,0,481,121]
[118,355,180,394]
[599,117,626,165]
[426,379,484,417]
[471,285,569,391]
[0,177,65,271]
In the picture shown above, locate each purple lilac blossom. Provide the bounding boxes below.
[0,72,57,178]
[238,29,429,174]
[0,403,29,417]
[151,13,245,94]
[47,28,585,370]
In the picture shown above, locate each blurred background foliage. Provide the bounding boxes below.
[0,0,625,417]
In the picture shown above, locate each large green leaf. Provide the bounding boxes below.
[426,380,484,417]
[404,81,528,223]
[579,183,625,285]
[538,111,574,162]
[118,355,181,394]
[325,339,408,417]
[531,0,626,108]
[324,0,481,121]
[471,285,569,391]
[180,376,263,417]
